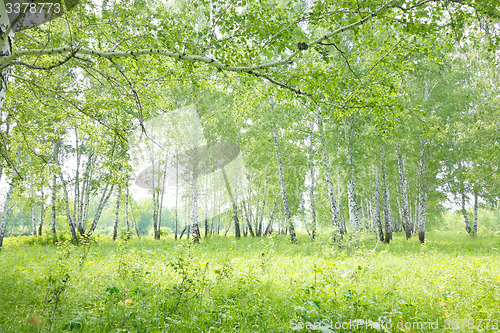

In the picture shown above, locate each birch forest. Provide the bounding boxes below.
[0,0,499,332]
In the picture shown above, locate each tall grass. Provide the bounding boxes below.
[0,231,499,332]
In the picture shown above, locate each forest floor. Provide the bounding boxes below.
[0,231,499,332]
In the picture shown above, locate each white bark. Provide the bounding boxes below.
[31,205,37,236]
[309,122,316,240]
[87,183,115,236]
[380,148,392,243]
[258,163,269,236]
[175,147,179,239]
[396,142,412,239]
[272,123,296,243]
[344,117,360,231]
[50,172,57,244]
[418,139,427,243]
[461,188,471,234]
[316,113,342,233]
[37,187,44,236]
[112,186,121,241]
[190,149,200,243]
[0,177,15,247]
[58,170,79,245]
[473,189,478,235]
[222,167,240,238]
[372,165,384,241]
[0,5,14,112]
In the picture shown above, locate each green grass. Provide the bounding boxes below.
[0,231,499,332]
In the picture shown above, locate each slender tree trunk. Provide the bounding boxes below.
[418,139,427,243]
[309,124,316,240]
[190,152,200,243]
[346,167,360,231]
[157,158,168,239]
[396,143,412,239]
[316,113,342,233]
[461,188,471,234]
[58,171,79,246]
[272,125,296,243]
[242,185,255,237]
[380,148,392,243]
[87,184,115,236]
[152,190,159,239]
[125,186,130,232]
[0,6,14,112]
[243,199,255,237]
[79,153,93,234]
[128,198,140,238]
[112,186,121,241]
[258,163,269,237]
[344,117,361,231]
[38,188,44,236]
[264,197,278,236]
[31,205,37,236]
[473,189,478,235]
[51,173,57,244]
[222,167,240,238]
[337,158,347,233]
[254,175,261,237]
[175,147,179,239]
[372,165,384,242]
[0,178,16,248]
[73,131,80,233]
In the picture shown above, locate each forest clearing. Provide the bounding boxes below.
[1,231,500,332]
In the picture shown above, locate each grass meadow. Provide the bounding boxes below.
[0,231,499,332]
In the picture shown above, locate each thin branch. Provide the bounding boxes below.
[8,48,80,71]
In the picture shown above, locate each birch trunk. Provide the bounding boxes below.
[0,5,14,112]
[418,139,427,243]
[129,199,140,238]
[258,163,269,237]
[0,178,15,248]
[190,151,200,243]
[264,197,278,236]
[242,183,256,237]
[272,125,296,243]
[58,171,79,245]
[461,188,471,234]
[344,118,360,231]
[157,158,168,238]
[380,148,392,243]
[346,166,360,231]
[254,175,261,237]
[338,161,347,234]
[396,143,412,239]
[38,188,44,236]
[125,186,129,232]
[222,167,240,238]
[372,165,384,242]
[175,147,179,239]
[243,197,255,237]
[31,205,37,236]
[87,183,115,236]
[73,131,80,232]
[309,124,316,240]
[473,189,478,235]
[316,113,341,233]
[112,186,121,241]
[51,173,57,244]
[79,153,93,234]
